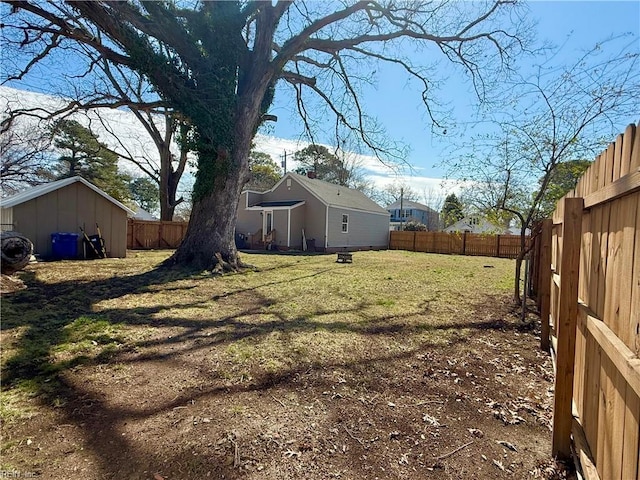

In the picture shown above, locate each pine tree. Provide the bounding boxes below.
[129,177,160,214]
[441,193,464,227]
[51,120,131,203]
[293,145,349,185]
[246,151,282,191]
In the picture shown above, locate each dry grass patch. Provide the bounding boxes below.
[0,250,559,479]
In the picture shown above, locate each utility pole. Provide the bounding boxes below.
[280,150,287,174]
[400,187,404,231]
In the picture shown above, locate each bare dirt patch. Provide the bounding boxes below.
[1,251,568,479]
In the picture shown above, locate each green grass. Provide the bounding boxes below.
[1,249,515,420]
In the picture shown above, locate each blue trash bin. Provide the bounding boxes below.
[51,232,79,259]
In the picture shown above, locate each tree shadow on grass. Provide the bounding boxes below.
[1,261,533,479]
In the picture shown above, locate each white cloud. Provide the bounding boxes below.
[1,86,454,202]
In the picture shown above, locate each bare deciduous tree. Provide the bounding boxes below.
[449,35,640,303]
[0,123,52,195]
[2,0,528,271]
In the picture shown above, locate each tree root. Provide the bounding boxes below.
[160,250,256,274]
[212,252,256,275]
[212,252,232,274]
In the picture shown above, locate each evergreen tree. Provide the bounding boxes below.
[441,193,464,227]
[246,151,282,191]
[51,119,131,203]
[129,177,160,214]
[293,145,349,186]
[536,159,591,218]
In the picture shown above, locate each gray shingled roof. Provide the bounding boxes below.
[1,176,136,215]
[290,173,388,214]
[386,199,437,213]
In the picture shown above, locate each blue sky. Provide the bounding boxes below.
[3,1,639,205]
[265,1,640,189]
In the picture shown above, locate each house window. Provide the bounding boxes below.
[402,209,411,218]
[341,214,349,233]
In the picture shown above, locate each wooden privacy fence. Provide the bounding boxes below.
[389,230,528,259]
[127,219,187,249]
[533,122,640,479]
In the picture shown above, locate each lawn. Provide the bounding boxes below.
[0,250,562,479]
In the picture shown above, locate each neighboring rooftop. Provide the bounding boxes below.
[386,199,438,213]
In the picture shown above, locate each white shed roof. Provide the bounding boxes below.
[1,176,136,216]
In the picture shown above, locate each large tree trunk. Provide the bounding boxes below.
[164,169,246,271]
[163,123,253,272]
[158,121,188,221]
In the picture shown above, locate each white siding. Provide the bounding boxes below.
[1,207,13,231]
[236,191,263,236]
[327,207,389,250]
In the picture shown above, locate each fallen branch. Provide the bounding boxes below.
[434,440,474,461]
[270,394,286,408]
[230,438,240,467]
[343,425,366,447]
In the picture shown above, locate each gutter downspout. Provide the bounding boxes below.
[325,205,329,250]
[287,209,291,248]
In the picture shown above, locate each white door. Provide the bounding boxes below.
[263,210,273,239]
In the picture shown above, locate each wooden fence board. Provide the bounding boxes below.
[388,231,528,259]
[618,196,638,350]
[621,386,640,480]
[127,219,188,249]
[604,201,623,339]
[540,220,552,351]
[620,124,635,177]
[596,356,624,480]
[632,123,640,170]
[572,417,600,480]
[589,205,602,319]
[613,134,624,182]
[633,195,640,357]
[574,306,588,418]
[552,197,583,459]
[541,123,640,476]
[582,329,602,459]
[579,210,592,304]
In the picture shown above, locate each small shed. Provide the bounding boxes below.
[1,176,135,258]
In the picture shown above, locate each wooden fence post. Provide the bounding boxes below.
[539,219,552,351]
[496,234,501,257]
[462,231,467,255]
[552,197,584,459]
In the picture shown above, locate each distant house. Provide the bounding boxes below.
[1,176,135,258]
[131,206,158,221]
[387,200,439,231]
[236,172,389,252]
[443,215,509,234]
